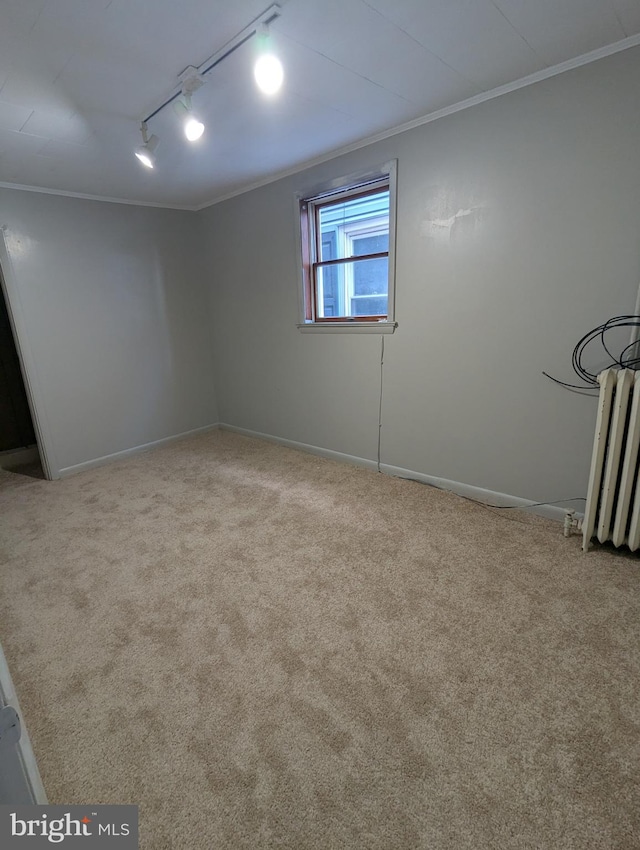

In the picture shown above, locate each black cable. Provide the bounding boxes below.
[541,371,598,391]
[396,475,585,510]
[545,314,640,388]
[599,320,617,367]
[617,338,640,367]
[456,495,586,510]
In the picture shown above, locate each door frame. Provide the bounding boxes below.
[0,229,56,480]
[0,640,47,804]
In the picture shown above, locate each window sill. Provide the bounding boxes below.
[297,321,397,334]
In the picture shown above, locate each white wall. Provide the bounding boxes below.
[200,47,640,506]
[0,190,218,476]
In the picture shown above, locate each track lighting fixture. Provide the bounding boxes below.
[254,23,284,95]
[174,93,206,142]
[184,110,205,142]
[178,68,206,142]
[134,123,159,169]
[134,4,283,170]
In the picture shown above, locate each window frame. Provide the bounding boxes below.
[296,161,398,334]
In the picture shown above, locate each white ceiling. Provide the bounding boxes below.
[0,0,639,209]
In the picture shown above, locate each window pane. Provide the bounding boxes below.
[316,258,387,318]
[322,230,336,262]
[319,190,389,261]
[352,233,389,257]
[316,265,345,318]
[353,255,388,296]
[319,264,342,317]
[351,296,387,316]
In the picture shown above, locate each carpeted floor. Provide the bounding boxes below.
[0,429,638,849]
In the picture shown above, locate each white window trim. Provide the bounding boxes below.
[295,321,397,334]
[295,160,398,334]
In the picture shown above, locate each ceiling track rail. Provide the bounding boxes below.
[141,3,282,126]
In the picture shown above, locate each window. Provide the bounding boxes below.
[298,162,397,332]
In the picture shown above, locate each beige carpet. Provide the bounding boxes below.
[0,430,638,849]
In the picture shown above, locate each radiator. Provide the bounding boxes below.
[583,368,640,551]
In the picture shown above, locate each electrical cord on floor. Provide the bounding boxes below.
[454,494,586,510]
[395,474,586,512]
[543,314,640,389]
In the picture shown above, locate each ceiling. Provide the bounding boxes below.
[0,0,639,210]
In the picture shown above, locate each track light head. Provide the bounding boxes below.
[176,84,206,142]
[254,53,283,95]
[254,23,283,95]
[135,124,159,169]
[184,116,205,141]
[177,93,205,142]
[179,66,205,97]
[135,145,156,168]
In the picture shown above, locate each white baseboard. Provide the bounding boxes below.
[220,423,583,523]
[221,423,380,471]
[378,462,583,522]
[57,423,220,478]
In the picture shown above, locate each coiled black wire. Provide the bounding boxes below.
[543,315,640,390]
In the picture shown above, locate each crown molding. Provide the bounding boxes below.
[0,181,197,211]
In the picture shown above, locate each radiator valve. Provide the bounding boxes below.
[563,510,583,538]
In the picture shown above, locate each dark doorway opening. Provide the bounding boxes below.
[0,277,43,479]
